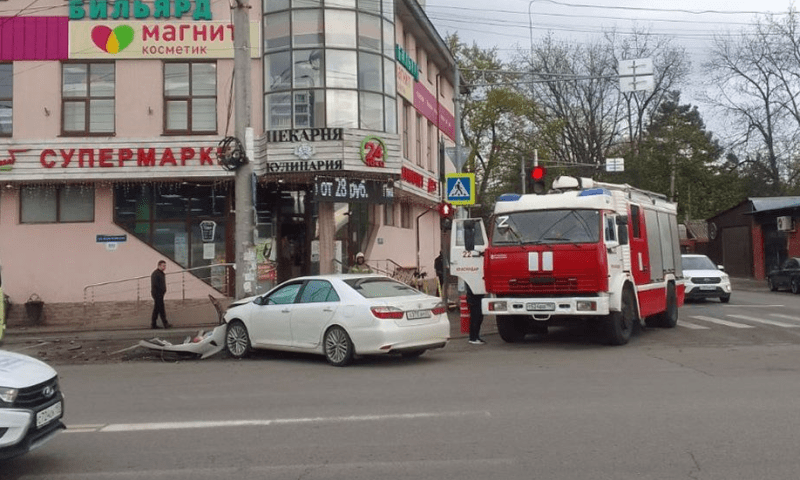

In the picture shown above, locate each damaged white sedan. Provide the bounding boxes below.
[223,274,450,366]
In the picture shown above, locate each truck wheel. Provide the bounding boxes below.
[497,315,527,343]
[655,283,679,328]
[607,289,635,345]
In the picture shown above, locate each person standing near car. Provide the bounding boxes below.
[150,260,171,329]
[349,252,372,273]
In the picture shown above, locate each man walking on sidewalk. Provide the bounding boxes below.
[150,260,171,329]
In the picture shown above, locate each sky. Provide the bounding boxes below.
[422,0,798,134]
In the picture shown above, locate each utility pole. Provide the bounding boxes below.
[233,0,256,298]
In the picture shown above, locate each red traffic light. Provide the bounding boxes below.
[531,165,546,180]
[438,202,454,218]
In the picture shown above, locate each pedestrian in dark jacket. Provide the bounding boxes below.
[150,260,171,329]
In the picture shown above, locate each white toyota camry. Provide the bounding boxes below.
[223,274,450,366]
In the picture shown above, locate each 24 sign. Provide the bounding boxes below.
[360,135,386,168]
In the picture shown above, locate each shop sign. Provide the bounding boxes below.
[360,135,386,168]
[314,177,393,204]
[396,63,414,101]
[69,0,213,21]
[414,83,438,125]
[438,106,455,141]
[265,159,344,173]
[395,45,419,81]
[401,166,438,195]
[38,146,217,168]
[0,149,26,171]
[265,128,343,143]
[96,234,127,242]
[69,21,260,59]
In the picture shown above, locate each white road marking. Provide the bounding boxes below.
[677,321,710,330]
[64,411,491,434]
[770,313,800,321]
[723,305,784,308]
[727,314,799,328]
[690,316,754,328]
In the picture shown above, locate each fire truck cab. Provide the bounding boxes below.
[450,176,684,345]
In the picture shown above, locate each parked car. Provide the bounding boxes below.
[681,254,732,303]
[0,350,65,460]
[767,257,800,293]
[223,274,450,366]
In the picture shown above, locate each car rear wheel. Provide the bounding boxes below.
[226,321,251,359]
[769,278,778,291]
[324,326,354,366]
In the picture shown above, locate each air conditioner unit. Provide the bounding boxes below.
[777,216,794,232]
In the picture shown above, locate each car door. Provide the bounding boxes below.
[248,282,302,347]
[291,280,340,348]
[779,259,797,288]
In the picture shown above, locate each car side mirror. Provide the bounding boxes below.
[718,265,725,271]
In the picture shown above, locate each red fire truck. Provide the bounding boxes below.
[450,176,684,345]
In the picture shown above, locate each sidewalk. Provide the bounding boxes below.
[1,277,763,345]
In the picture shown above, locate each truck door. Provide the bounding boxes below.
[628,204,651,286]
[450,218,488,295]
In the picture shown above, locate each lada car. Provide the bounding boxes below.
[0,349,65,460]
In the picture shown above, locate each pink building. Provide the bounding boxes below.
[0,0,459,327]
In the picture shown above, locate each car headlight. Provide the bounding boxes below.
[0,386,18,405]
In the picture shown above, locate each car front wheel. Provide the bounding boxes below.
[324,326,354,366]
[226,321,251,359]
[792,279,800,294]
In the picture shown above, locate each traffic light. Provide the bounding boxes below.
[438,202,454,218]
[438,202,455,230]
[529,165,547,194]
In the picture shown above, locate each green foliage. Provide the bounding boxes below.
[602,93,747,220]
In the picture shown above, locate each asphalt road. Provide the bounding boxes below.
[4,288,800,479]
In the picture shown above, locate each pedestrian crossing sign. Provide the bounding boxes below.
[445,173,475,205]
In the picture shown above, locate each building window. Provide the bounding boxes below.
[164,62,217,134]
[263,2,395,131]
[62,62,115,135]
[416,113,423,166]
[20,185,95,223]
[401,203,411,229]
[402,101,410,158]
[114,183,228,269]
[427,122,435,171]
[0,63,11,137]
[383,202,394,226]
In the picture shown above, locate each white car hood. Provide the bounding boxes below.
[0,350,57,388]
[685,268,725,278]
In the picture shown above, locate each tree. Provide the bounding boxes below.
[610,92,746,220]
[447,35,541,215]
[703,9,800,195]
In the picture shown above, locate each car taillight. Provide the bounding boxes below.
[370,306,405,319]
[431,303,447,315]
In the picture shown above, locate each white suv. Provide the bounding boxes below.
[0,350,65,460]
[681,254,732,303]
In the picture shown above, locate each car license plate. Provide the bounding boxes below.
[526,302,555,311]
[700,286,716,290]
[36,401,62,429]
[407,309,431,320]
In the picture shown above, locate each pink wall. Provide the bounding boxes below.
[0,185,220,304]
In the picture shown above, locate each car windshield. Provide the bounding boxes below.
[492,209,600,245]
[682,256,716,270]
[344,278,420,298]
